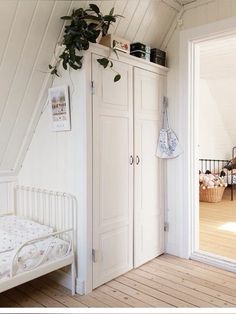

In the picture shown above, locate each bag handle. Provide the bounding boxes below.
[162,96,170,129]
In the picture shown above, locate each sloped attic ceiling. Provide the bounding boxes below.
[200,35,236,148]
[0,0,181,175]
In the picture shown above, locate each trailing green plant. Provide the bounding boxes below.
[49,4,122,82]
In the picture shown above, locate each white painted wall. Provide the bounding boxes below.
[165,0,236,256]
[199,79,233,160]
[18,45,168,293]
[18,64,89,292]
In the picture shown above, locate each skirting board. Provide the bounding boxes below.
[47,270,85,295]
[191,250,236,273]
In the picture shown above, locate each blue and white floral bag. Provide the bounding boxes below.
[156,98,183,159]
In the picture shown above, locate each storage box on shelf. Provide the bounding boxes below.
[130,42,166,66]
[150,48,166,66]
[99,34,130,53]
[130,42,151,61]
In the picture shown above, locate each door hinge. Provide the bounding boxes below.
[91,81,95,95]
[92,249,101,263]
[164,222,169,232]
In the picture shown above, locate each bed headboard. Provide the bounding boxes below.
[199,158,229,174]
[13,185,77,234]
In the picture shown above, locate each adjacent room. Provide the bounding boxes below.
[0,0,236,311]
[199,36,236,261]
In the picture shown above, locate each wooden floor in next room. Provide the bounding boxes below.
[1,254,236,308]
[200,187,236,260]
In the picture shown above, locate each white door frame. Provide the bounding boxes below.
[180,17,236,271]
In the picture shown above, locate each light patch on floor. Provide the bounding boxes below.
[200,187,236,260]
[218,222,236,233]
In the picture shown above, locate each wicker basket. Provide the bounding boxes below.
[199,186,225,203]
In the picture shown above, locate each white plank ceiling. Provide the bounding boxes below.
[200,35,236,146]
[0,0,181,175]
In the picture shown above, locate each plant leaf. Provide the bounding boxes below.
[103,16,116,22]
[83,15,101,21]
[51,68,59,77]
[61,16,73,20]
[114,74,121,82]
[62,60,68,70]
[109,7,114,16]
[69,62,80,70]
[97,58,109,68]
[113,14,124,18]
[89,4,100,14]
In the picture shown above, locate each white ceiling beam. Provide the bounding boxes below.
[162,0,182,12]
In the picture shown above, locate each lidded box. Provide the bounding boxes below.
[130,50,150,62]
[150,48,166,66]
[99,34,130,53]
[130,42,151,61]
[130,42,151,54]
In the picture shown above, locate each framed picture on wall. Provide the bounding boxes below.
[48,85,71,132]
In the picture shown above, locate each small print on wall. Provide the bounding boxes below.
[48,85,71,132]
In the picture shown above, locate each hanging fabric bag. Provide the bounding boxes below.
[156,97,183,159]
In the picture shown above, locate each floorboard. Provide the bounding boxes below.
[200,187,236,260]
[1,255,236,308]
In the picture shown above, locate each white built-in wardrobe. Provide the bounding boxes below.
[90,47,167,288]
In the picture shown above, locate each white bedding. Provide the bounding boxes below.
[0,215,53,253]
[0,215,70,281]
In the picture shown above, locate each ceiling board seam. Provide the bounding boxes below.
[162,0,181,12]
[0,0,20,67]
[0,0,39,123]
[0,0,60,169]
[52,0,74,60]
[175,0,182,6]
[123,0,141,39]
[159,9,176,48]
[134,0,160,43]
[14,0,73,173]
[183,0,214,11]
[114,0,128,33]
[0,0,59,168]
[160,6,184,49]
[112,0,127,34]
[132,0,151,42]
[160,8,179,49]
[161,0,213,50]
[142,0,162,44]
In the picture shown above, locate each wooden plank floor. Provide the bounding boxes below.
[1,254,236,308]
[200,187,236,260]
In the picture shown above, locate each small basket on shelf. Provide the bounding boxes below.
[199,186,225,203]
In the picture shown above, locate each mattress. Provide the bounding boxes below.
[0,215,54,253]
[0,215,70,281]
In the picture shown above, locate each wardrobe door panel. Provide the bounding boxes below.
[92,54,133,288]
[134,67,165,267]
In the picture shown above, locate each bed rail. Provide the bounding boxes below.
[199,158,235,201]
[14,185,77,235]
[0,185,78,294]
[199,158,229,174]
[10,229,73,278]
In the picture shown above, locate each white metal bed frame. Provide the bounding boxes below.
[0,185,77,295]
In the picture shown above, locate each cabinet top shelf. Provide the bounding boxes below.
[89,43,169,75]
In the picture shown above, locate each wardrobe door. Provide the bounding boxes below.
[134,67,165,267]
[92,54,134,288]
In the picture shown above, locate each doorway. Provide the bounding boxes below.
[198,36,236,261]
[179,17,236,271]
